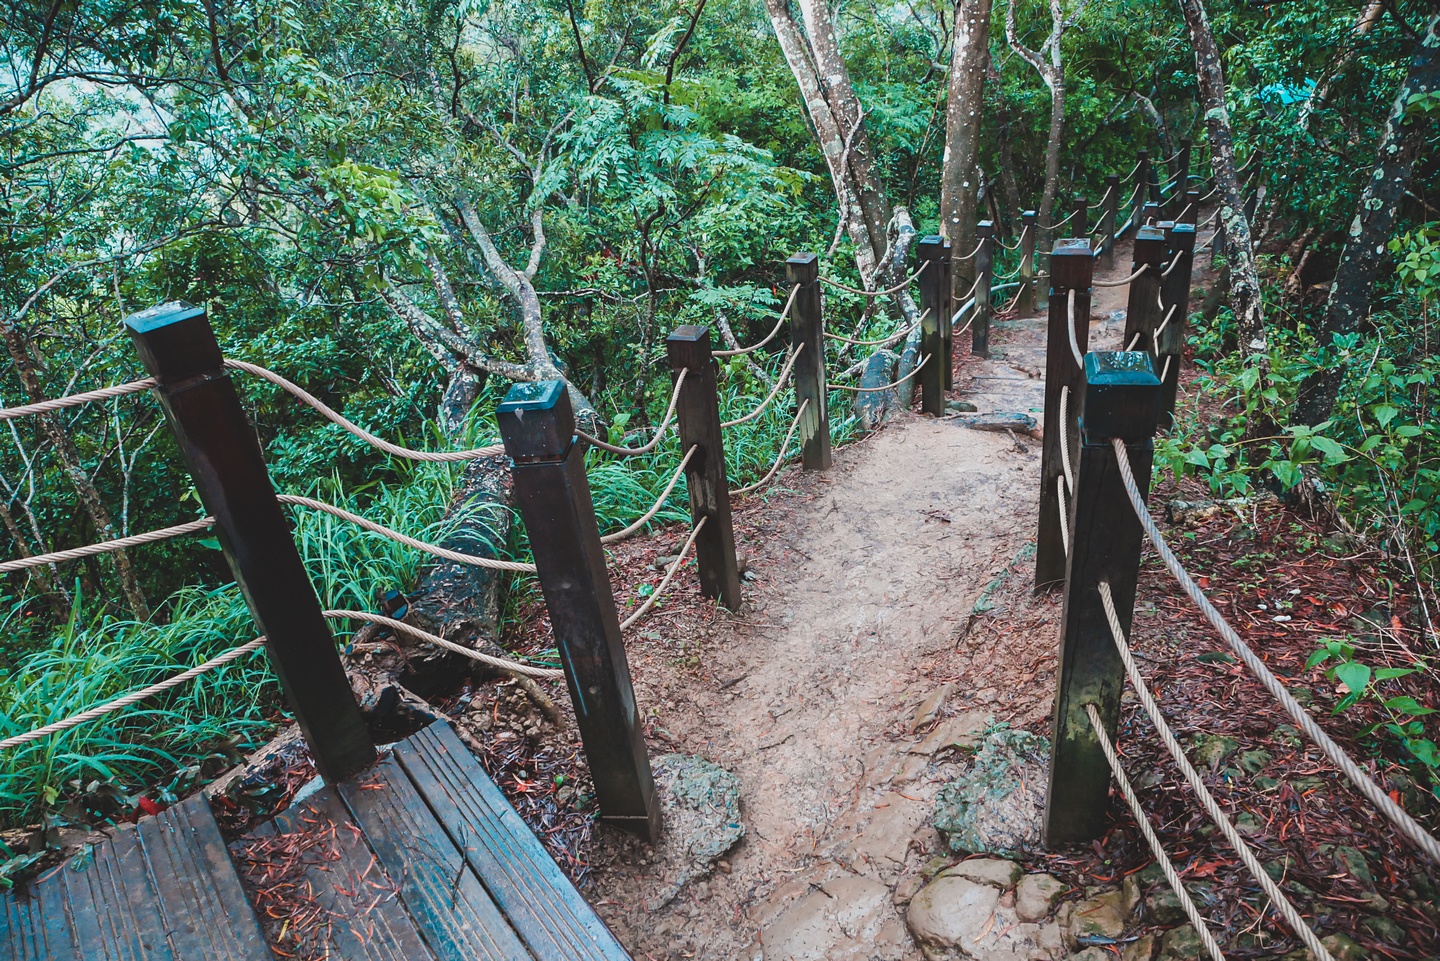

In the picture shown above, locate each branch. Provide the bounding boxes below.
[563,0,599,93]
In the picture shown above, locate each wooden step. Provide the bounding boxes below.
[0,795,272,961]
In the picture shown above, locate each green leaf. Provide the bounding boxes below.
[1371,404,1399,427]
[1375,667,1417,681]
[1309,435,1350,464]
[1384,696,1436,716]
[1335,661,1371,697]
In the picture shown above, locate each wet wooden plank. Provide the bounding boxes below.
[339,756,532,961]
[395,722,631,961]
[60,830,173,961]
[137,794,272,961]
[0,869,81,960]
[260,788,438,961]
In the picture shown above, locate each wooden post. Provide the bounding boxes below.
[1130,149,1150,233]
[667,326,743,612]
[1158,222,1197,430]
[1072,195,1088,238]
[498,382,659,841]
[1020,210,1038,312]
[917,236,947,415]
[1179,189,1201,226]
[1172,137,1192,217]
[125,303,375,783]
[1142,201,1162,227]
[1121,226,1167,356]
[1044,351,1160,847]
[1034,240,1093,591]
[973,221,995,360]
[942,239,955,387]
[786,253,831,470]
[1100,175,1120,270]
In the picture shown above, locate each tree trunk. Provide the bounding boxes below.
[1178,0,1266,356]
[994,86,1025,232]
[0,496,71,618]
[1133,90,1174,162]
[1295,12,1440,426]
[0,321,150,620]
[940,0,994,293]
[1038,72,1066,250]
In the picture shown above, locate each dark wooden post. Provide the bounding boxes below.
[973,221,995,360]
[1158,222,1197,430]
[1020,210,1038,312]
[1072,196,1088,238]
[918,236,947,415]
[667,326,743,612]
[1121,226,1167,356]
[1130,150,1150,233]
[1100,175,1120,270]
[1179,189,1201,226]
[1172,137,1192,217]
[942,239,955,387]
[786,253,831,470]
[1034,240,1093,590]
[1142,201,1162,226]
[498,382,659,840]
[1044,351,1160,847]
[125,303,375,783]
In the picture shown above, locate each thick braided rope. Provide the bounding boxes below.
[997,226,1029,252]
[327,611,562,679]
[1093,265,1148,289]
[0,378,157,422]
[1084,704,1227,961]
[1162,253,1187,278]
[226,360,506,462]
[0,637,267,750]
[619,516,706,631]
[1066,290,1085,369]
[723,345,804,427]
[1126,331,1143,352]
[829,355,929,394]
[1056,480,1072,557]
[1155,304,1179,340]
[1122,158,1144,179]
[1160,355,1173,383]
[825,310,928,348]
[0,517,215,574]
[577,369,687,456]
[1195,209,1221,235]
[733,399,809,497]
[600,446,698,544]
[1097,583,1336,961]
[950,238,986,263]
[818,260,929,297]
[1058,386,1076,494]
[1050,208,1081,230]
[1110,440,1440,864]
[713,285,801,357]
[1087,185,1116,210]
[276,495,537,573]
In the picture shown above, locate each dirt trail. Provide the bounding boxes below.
[591,231,1189,960]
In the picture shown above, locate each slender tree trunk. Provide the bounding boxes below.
[940,0,994,292]
[1132,90,1174,162]
[0,496,71,618]
[1178,0,1266,355]
[1295,13,1440,426]
[994,85,1025,232]
[1,322,150,620]
[1038,71,1066,249]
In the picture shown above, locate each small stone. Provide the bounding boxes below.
[911,711,991,755]
[934,727,1048,857]
[1145,886,1186,926]
[1332,846,1376,888]
[1121,875,1142,917]
[912,684,955,732]
[1067,949,1109,961]
[945,400,979,413]
[1321,933,1367,960]
[894,873,925,905]
[1123,934,1157,961]
[654,554,681,570]
[939,857,1023,888]
[1068,892,1126,941]
[906,876,1001,950]
[1190,734,1240,768]
[1158,925,1203,961]
[1015,872,1067,922]
[716,859,731,874]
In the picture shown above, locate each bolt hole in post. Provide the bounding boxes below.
[497,380,660,841]
[1044,351,1160,846]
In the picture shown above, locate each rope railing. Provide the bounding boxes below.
[599,446,698,544]
[1159,354,1173,383]
[818,261,928,298]
[576,369,687,456]
[618,516,706,631]
[996,225,1029,252]
[1109,439,1440,864]
[1097,583,1336,961]
[0,378,157,422]
[1126,331,1143,351]
[226,360,507,461]
[1155,304,1178,340]
[1092,264,1149,289]
[1084,704,1227,961]
[824,310,927,348]
[1050,208,1081,230]
[1066,290,1085,369]
[732,399,810,496]
[1161,253,1186,278]
[1056,480,1071,557]
[721,345,803,427]
[952,238,986,263]
[329,611,563,679]
[713,285,801,357]
[1086,185,1116,210]
[0,517,215,574]
[1058,386,1076,494]
[274,494,538,573]
[829,354,930,394]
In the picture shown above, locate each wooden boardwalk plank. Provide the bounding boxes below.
[136,795,271,961]
[60,830,173,961]
[338,756,532,961]
[0,869,81,961]
[250,788,439,961]
[395,723,631,961]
